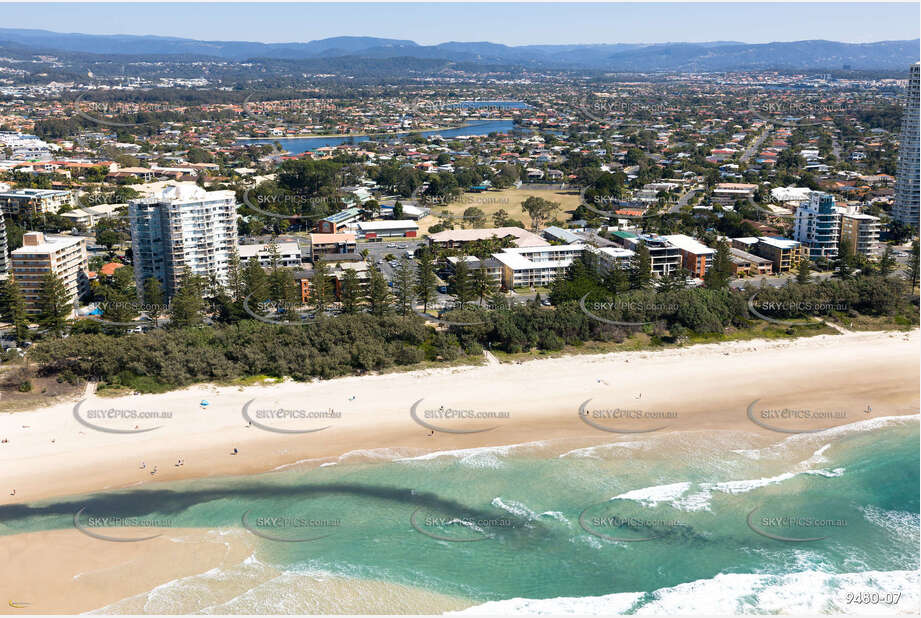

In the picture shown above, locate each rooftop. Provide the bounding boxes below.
[428,226,548,247]
[663,234,715,255]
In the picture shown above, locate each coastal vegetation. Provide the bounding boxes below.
[17,264,917,393]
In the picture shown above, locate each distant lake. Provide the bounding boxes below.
[447,101,531,109]
[237,119,522,155]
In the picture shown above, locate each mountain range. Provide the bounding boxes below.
[0,28,917,71]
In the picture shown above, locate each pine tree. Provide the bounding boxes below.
[365,265,391,317]
[471,267,495,305]
[909,240,920,292]
[169,275,205,327]
[310,259,332,313]
[796,255,812,284]
[834,236,854,280]
[877,246,895,278]
[143,277,164,313]
[242,258,268,301]
[37,271,72,337]
[0,276,29,342]
[451,260,474,308]
[391,257,415,316]
[415,248,438,312]
[340,268,362,314]
[603,264,631,294]
[629,242,653,290]
[704,240,733,289]
[225,248,244,302]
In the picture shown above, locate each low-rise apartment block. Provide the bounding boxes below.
[309,233,357,261]
[0,188,73,215]
[663,234,715,278]
[729,247,773,276]
[712,183,758,208]
[60,203,123,229]
[491,243,585,290]
[238,242,302,268]
[610,231,682,276]
[838,207,881,258]
[733,236,805,273]
[11,231,88,315]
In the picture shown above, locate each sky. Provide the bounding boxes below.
[0,2,918,46]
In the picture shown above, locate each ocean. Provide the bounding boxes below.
[2,415,918,614]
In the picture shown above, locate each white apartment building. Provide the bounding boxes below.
[0,188,73,215]
[491,243,586,290]
[894,62,920,227]
[239,242,302,268]
[11,232,88,316]
[60,203,123,228]
[794,192,840,259]
[838,207,881,258]
[129,184,238,298]
[587,245,636,276]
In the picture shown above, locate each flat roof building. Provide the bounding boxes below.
[11,231,88,315]
[129,184,238,299]
[663,234,715,278]
[491,243,585,290]
[0,188,73,215]
[356,220,419,241]
[239,242,302,269]
[428,226,549,249]
[309,233,357,261]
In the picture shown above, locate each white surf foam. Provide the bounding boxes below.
[449,569,920,615]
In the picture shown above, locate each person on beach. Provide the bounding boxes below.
[9,489,14,496]
[232,447,238,455]
[140,461,146,469]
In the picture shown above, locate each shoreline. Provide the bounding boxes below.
[234,119,517,141]
[0,329,918,507]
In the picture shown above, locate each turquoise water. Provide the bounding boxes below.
[2,416,918,613]
[237,120,520,155]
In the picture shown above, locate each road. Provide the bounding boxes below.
[741,125,772,164]
[669,186,701,213]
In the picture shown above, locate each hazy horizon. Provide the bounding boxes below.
[0,2,918,46]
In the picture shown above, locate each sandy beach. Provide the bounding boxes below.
[0,329,918,613]
[1,329,918,506]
